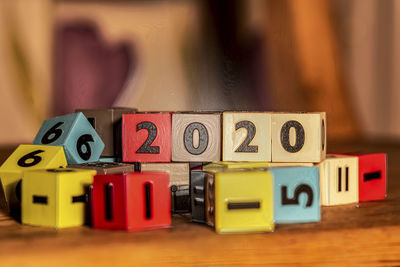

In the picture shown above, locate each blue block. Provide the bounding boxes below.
[33,112,104,164]
[270,167,320,223]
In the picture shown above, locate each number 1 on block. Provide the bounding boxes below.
[122,113,172,162]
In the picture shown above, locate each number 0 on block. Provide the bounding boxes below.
[122,113,171,162]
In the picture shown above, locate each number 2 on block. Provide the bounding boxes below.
[136,122,160,154]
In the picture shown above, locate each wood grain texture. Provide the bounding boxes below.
[271,112,326,162]
[172,113,221,162]
[0,142,399,266]
[141,163,190,187]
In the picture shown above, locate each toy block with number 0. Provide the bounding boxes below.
[22,168,95,228]
[223,112,271,162]
[68,162,135,175]
[270,167,320,223]
[0,145,67,213]
[122,113,171,162]
[172,113,221,162]
[319,155,359,206]
[140,163,189,187]
[92,171,170,231]
[271,112,326,162]
[33,112,105,164]
[206,169,274,233]
[77,108,137,157]
[353,153,387,202]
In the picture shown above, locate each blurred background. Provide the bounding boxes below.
[0,0,398,144]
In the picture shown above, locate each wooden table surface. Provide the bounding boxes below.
[0,142,399,266]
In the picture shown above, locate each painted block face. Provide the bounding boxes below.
[319,155,359,206]
[122,113,171,162]
[271,112,326,162]
[223,112,271,162]
[214,170,274,233]
[33,112,105,164]
[22,168,95,228]
[92,172,171,231]
[140,163,189,187]
[203,161,314,171]
[68,162,135,175]
[355,153,387,202]
[190,170,206,223]
[77,108,137,157]
[0,145,67,212]
[270,167,320,223]
[172,113,221,162]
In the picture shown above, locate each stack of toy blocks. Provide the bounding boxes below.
[0,109,387,234]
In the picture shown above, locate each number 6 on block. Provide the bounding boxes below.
[33,113,105,164]
[122,113,172,162]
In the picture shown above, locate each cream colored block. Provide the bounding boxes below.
[271,112,326,162]
[172,113,221,162]
[203,161,313,172]
[223,112,271,162]
[319,155,359,206]
[140,163,189,187]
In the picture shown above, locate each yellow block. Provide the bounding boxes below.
[214,170,274,233]
[319,155,359,206]
[22,168,95,228]
[223,112,271,162]
[0,145,67,209]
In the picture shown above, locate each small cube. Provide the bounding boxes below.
[319,155,359,206]
[172,113,221,162]
[122,113,171,162]
[33,112,105,164]
[140,163,189,187]
[190,170,207,223]
[77,108,137,157]
[0,145,67,214]
[207,169,274,233]
[68,162,135,175]
[22,168,95,228]
[92,171,171,231]
[170,184,190,214]
[270,167,320,223]
[271,112,326,162]
[223,112,271,162]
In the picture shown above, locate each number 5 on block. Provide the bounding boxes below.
[122,113,171,162]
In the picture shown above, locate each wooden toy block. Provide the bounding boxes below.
[92,171,171,231]
[140,163,189,187]
[21,168,96,228]
[319,155,359,206]
[207,169,274,233]
[190,170,206,223]
[270,167,320,223]
[77,108,137,157]
[33,112,105,164]
[0,145,67,214]
[122,113,171,162]
[67,162,135,175]
[203,161,313,171]
[98,157,118,163]
[170,184,190,214]
[172,113,221,162]
[353,153,387,202]
[223,112,271,162]
[271,112,326,162]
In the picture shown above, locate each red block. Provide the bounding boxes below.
[122,113,171,162]
[355,153,387,202]
[92,172,171,231]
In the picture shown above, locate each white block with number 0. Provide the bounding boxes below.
[271,112,326,163]
[223,112,271,162]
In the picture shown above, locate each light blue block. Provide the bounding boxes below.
[270,166,320,223]
[98,157,118,163]
[33,112,104,164]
